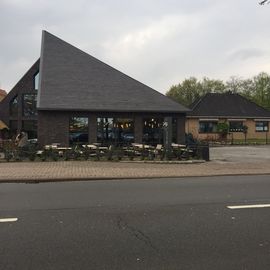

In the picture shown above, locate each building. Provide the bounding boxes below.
[0,89,7,101]
[0,89,8,135]
[0,31,188,146]
[186,92,270,141]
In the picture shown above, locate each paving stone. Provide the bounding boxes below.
[0,160,269,182]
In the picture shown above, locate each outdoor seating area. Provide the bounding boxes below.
[0,140,208,162]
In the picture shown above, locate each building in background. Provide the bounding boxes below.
[0,89,7,101]
[0,89,8,137]
[186,92,270,142]
[0,31,188,146]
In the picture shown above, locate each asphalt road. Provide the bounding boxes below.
[1,175,270,270]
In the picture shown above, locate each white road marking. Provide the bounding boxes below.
[227,204,270,210]
[0,218,18,223]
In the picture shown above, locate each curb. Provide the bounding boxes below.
[120,160,206,164]
[1,172,270,184]
[0,159,206,164]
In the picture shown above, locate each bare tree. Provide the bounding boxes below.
[259,0,270,5]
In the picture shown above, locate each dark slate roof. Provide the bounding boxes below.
[38,31,188,113]
[188,92,270,118]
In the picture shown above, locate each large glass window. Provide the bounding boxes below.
[69,117,88,144]
[34,72,39,90]
[97,118,134,145]
[115,118,134,144]
[256,121,269,132]
[199,121,218,133]
[10,96,18,117]
[97,118,114,144]
[22,120,37,139]
[229,121,243,132]
[143,118,164,145]
[23,94,37,116]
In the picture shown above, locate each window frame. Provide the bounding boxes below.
[34,71,39,91]
[229,121,244,132]
[198,121,218,133]
[22,93,37,117]
[255,121,269,132]
[9,95,18,117]
[69,117,89,145]
[97,117,135,145]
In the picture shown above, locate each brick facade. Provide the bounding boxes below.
[0,60,186,147]
[38,111,186,147]
[186,118,270,141]
[0,60,40,137]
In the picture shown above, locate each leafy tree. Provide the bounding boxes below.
[166,77,225,107]
[201,77,225,95]
[253,72,270,109]
[239,79,255,99]
[240,73,270,110]
[166,77,200,107]
[167,72,270,110]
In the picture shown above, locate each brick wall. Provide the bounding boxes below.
[0,60,40,135]
[38,111,69,146]
[186,118,270,141]
[38,111,186,147]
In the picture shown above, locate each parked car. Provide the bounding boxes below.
[69,133,88,143]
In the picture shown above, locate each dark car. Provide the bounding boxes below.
[69,133,88,143]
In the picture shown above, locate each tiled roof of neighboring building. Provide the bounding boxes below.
[0,89,7,96]
[187,92,270,118]
[38,31,188,113]
[0,89,7,102]
[0,120,8,130]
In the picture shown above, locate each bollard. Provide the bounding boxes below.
[201,144,210,161]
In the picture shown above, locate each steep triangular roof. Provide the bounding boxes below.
[38,31,188,113]
[187,92,270,118]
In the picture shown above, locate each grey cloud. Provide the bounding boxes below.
[229,49,266,61]
[0,0,270,92]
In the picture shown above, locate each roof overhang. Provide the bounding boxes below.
[254,119,270,122]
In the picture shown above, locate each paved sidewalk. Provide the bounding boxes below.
[0,159,270,183]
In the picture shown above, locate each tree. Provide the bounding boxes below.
[201,77,225,95]
[253,72,270,110]
[166,72,270,110]
[239,79,255,99]
[225,76,244,93]
[166,77,201,107]
[225,73,270,110]
[166,77,225,107]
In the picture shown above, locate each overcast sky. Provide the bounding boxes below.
[0,0,269,94]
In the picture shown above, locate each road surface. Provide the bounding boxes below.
[1,175,270,269]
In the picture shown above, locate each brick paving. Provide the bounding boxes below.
[0,159,270,183]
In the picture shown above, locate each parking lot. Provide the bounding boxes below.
[210,145,270,163]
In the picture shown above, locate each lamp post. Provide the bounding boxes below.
[163,117,172,160]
